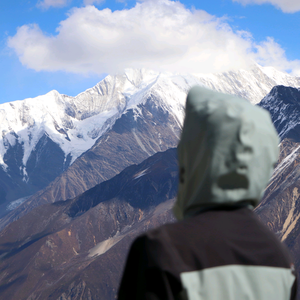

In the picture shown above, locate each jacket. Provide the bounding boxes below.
[118,86,297,300]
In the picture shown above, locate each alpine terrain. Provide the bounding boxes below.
[2,85,300,299]
[255,86,300,288]
[1,64,300,224]
[0,148,178,300]
[0,68,300,299]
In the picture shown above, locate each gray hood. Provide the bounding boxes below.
[173,86,279,220]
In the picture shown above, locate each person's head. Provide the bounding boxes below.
[173,86,279,220]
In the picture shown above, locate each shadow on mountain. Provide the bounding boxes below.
[0,148,178,300]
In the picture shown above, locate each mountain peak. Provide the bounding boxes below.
[1,64,299,170]
[1,65,300,206]
[258,85,300,141]
[269,85,300,102]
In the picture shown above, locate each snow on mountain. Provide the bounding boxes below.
[0,64,299,177]
[0,69,196,176]
[258,85,300,141]
[194,63,300,104]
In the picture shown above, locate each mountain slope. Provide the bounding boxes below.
[254,86,300,299]
[256,86,300,233]
[0,70,157,206]
[0,148,178,300]
[0,92,182,229]
[258,86,300,141]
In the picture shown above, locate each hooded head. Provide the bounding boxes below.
[173,86,279,220]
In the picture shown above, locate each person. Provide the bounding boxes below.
[117,86,297,300]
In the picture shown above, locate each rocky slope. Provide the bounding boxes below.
[255,138,300,300]
[0,148,177,300]
[255,86,300,299]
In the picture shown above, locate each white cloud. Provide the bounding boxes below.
[254,37,300,75]
[83,0,104,5]
[232,0,300,13]
[8,0,300,75]
[37,0,71,9]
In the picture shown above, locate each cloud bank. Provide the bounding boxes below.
[37,0,104,10]
[233,0,300,13]
[37,0,71,9]
[8,0,300,75]
[83,0,104,5]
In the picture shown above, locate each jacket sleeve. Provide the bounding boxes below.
[117,235,182,300]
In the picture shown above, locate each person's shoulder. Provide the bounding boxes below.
[144,217,191,238]
[242,208,294,266]
[141,215,206,249]
[130,219,185,254]
[142,221,179,244]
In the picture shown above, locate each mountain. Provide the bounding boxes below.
[0,148,177,300]
[2,85,300,299]
[255,86,300,298]
[0,68,186,218]
[258,85,300,141]
[0,79,183,229]
[1,64,299,223]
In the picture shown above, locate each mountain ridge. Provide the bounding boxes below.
[2,64,300,174]
[1,65,300,222]
[258,85,300,141]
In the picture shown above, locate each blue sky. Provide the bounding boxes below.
[1,0,300,104]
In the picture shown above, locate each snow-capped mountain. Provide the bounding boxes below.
[195,64,300,104]
[3,84,300,299]
[0,64,299,209]
[258,85,300,141]
[2,72,300,299]
[3,83,300,299]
